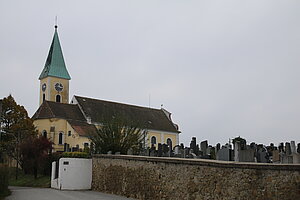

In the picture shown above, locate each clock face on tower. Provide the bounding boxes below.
[55,83,63,92]
[42,83,47,92]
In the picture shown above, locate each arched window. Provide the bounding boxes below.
[151,136,156,145]
[56,95,61,103]
[43,94,46,102]
[42,130,47,138]
[58,132,63,145]
[167,138,172,149]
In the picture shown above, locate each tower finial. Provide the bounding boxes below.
[55,16,58,29]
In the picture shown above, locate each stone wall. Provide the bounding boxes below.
[92,155,300,200]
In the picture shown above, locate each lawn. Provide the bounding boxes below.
[9,168,51,188]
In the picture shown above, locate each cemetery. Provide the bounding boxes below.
[139,136,300,164]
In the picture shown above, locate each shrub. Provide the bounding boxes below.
[61,152,91,158]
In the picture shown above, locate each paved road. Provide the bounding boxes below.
[6,186,134,200]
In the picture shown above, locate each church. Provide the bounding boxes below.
[32,26,180,152]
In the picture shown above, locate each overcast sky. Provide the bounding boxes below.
[1,0,300,146]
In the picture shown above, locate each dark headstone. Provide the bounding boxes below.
[210,147,216,159]
[180,143,184,149]
[285,142,291,155]
[297,143,300,154]
[158,143,162,157]
[195,144,200,155]
[189,137,200,156]
[162,144,169,156]
[200,140,208,156]
[190,137,196,150]
[279,143,284,152]
[250,142,256,149]
[184,147,189,158]
[149,148,156,157]
[216,143,221,152]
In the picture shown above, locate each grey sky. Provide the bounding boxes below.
[1,0,300,146]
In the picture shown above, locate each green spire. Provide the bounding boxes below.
[39,26,71,80]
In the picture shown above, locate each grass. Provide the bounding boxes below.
[8,168,50,188]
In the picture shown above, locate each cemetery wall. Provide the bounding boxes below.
[92,155,300,200]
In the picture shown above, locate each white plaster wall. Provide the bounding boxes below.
[51,161,59,189]
[52,158,92,190]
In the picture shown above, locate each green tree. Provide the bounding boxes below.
[0,95,36,179]
[89,116,144,154]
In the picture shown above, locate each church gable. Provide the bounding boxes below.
[32,101,85,121]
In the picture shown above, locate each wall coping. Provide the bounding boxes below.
[93,154,300,171]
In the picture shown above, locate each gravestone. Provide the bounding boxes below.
[191,153,197,158]
[279,143,284,152]
[200,140,208,156]
[207,146,212,156]
[216,143,221,152]
[162,144,169,157]
[184,147,189,158]
[158,143,162,157]
[180,143,184,149]
[190,137,197,152]
[292,153,300,164]
[217,147,231,161]
[272,150,280,163]
[174,145,180,155]
[234,141,241,161]
[180,148,185,158]
[149,148,156,157]
[195,144,200,156]
[256,147,268,163]
[297,143,300,154]
[239,149,255,162]
[285,142,291,155]
[290,141,296,154]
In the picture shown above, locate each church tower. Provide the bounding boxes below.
[39,25,71,105]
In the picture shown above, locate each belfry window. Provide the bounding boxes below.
[56,95,61,103]
[43,94,45,102]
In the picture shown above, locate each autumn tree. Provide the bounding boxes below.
[89,116,144,155]
[20,136,52,179]
[0,95,36,179]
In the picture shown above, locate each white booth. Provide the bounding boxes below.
[51,158,92,190]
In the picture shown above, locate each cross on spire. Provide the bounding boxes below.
[55,16,58,29]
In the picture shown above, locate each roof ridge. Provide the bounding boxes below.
[74,95,162,112]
